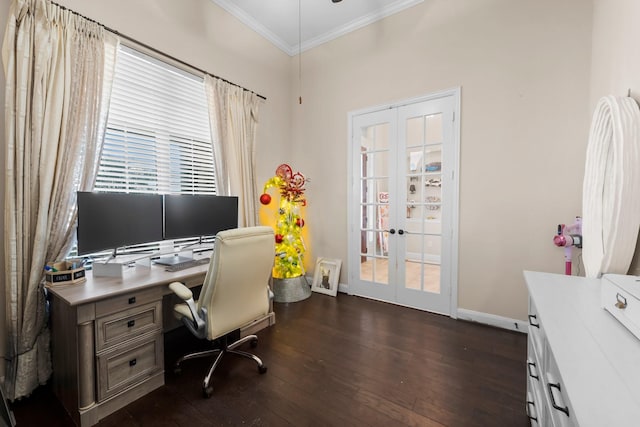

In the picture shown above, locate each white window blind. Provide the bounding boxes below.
[95,45,216,195]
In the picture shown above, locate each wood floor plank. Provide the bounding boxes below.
[11,293,528,426]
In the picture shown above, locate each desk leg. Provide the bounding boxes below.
[78,321,96,410]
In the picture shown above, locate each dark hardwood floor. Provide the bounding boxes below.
[11,294,528,426]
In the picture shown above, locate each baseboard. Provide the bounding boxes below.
[331,283,526,333]
[338,282,348,294]
[457,308,528,333]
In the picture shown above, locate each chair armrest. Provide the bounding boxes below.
[169,281,193,301]
[168,281,207,339]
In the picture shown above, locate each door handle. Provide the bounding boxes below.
[389,229,396,234]
[398,229,404,235]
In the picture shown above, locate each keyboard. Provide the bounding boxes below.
[164,257,210,272]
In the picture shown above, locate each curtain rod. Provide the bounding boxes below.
[51,1,267,101]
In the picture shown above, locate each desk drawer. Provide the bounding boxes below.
[96,301,162,352]
[96,333,163,402]
[95,287,162,318]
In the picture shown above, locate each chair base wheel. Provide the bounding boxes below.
[250,338,258,348]
[173,366,182,375]
[203,386,213,398]
[258,365,267,374]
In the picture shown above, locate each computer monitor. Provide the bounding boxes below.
[76,192,164,255]
[163,194,238,240]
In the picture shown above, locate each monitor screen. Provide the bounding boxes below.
[77,192,164,255]
[163,194,238,240]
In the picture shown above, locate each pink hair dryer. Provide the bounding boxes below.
[553,216,582,275]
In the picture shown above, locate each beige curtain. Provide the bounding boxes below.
[2,0,117,400]
[205,76,261,227]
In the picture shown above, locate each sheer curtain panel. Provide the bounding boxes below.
[205,76,261,227]
[2,0,117,400]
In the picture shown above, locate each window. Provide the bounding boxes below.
[96,45,215,195]
[74,45,216,259]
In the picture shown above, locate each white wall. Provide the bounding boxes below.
[293,0,593,321]
[590,0,640,107]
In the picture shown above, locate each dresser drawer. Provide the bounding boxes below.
[96,333,164,402]
[525,389,539,426]
[95,301,162,352]
[545,353,576,427]
[528,299,546,369]
[526,356,548,427]
[95,287,162,318]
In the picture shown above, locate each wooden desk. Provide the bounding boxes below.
[46,255,275,427]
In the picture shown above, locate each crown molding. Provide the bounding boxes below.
[210,0,294,55]
[210,0,423,57]
[299,0,423,53]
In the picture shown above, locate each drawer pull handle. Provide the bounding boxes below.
[526,400,538,422]
[548,382,570,417]
[129,358,137,367]
[528,314,540,328]
[128,296,136,304]
[615,293,628,309]
[527,361,539,380]
[127,319,135,328]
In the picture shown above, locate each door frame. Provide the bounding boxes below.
[346,87,461,318]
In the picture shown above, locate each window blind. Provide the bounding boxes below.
[95,45,216,195]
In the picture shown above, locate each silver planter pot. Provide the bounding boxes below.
[272,276,311,303]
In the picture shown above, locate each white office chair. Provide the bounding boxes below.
[168,226,275,397]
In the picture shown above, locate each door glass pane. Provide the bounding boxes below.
[406,116,425,148]
[405,259,422,290]
[361,152,388,180]
[425,114,443,144]
[423,263,440,293]
[360,256,374,281]
[361,123,390,151]
[359,256,389,285]
[402,112,444,294]
[359,122,390,286]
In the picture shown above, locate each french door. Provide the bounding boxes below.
[348,91,459,315]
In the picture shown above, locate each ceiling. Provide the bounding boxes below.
[210,0,424,56]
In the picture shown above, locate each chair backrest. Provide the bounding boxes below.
[198,226,275,340]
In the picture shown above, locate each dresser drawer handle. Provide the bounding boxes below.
[528,314,540,328]
[129,358,137,367]
[615,293,628,309]
[527,361,539,380]
[526,400,538,422]
[127,319,135,328]
[128,296,136,304]
[548,382,570,417]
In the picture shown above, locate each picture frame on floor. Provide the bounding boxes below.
[311,258,341,297]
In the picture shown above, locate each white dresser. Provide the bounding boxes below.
[524,271,640,427]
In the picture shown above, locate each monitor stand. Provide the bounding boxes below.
[153,254,193,266]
